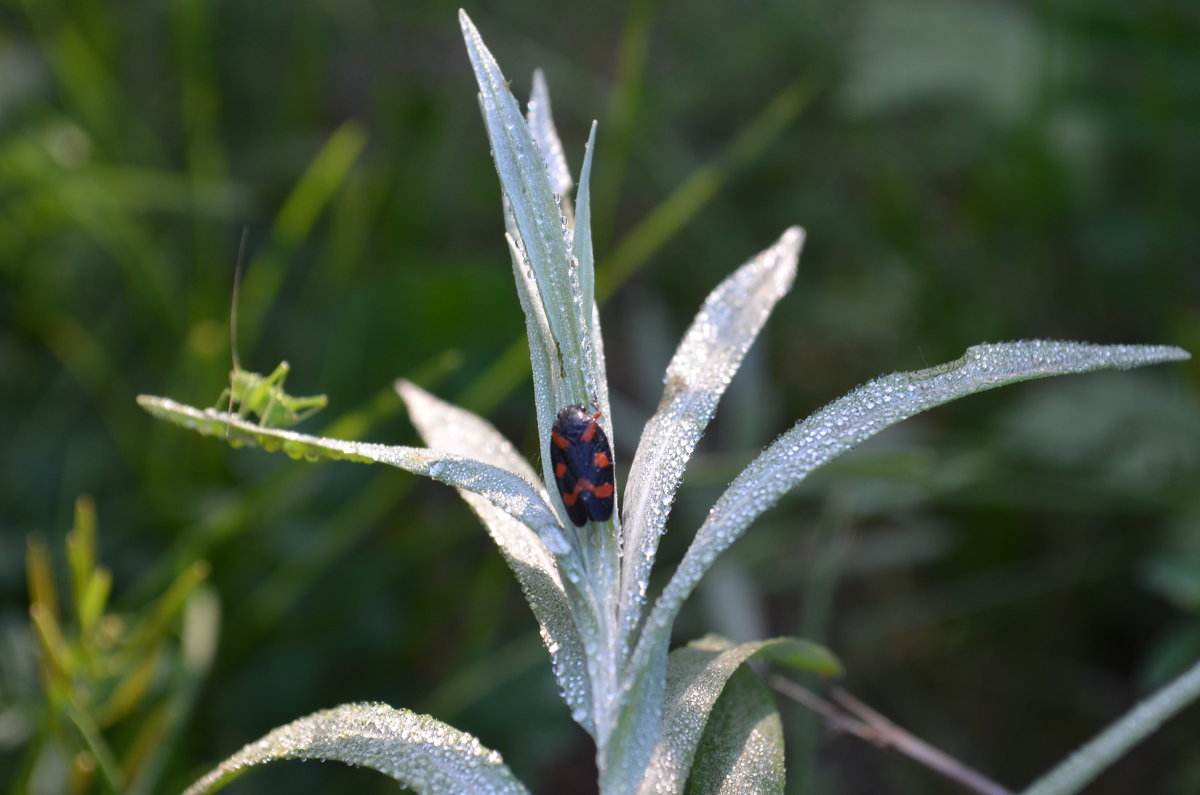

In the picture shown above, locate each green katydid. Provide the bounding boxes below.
[216,360,328,428]
[217,230,328,432]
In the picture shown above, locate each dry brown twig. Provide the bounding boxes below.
[770,676,1014,795]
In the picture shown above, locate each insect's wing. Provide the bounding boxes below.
[574,427,614,523]
[550,440,589,527]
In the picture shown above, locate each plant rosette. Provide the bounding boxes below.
[139,11,1192,795]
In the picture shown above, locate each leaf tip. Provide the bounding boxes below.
[458,10,483,58]
[781,225,806,252]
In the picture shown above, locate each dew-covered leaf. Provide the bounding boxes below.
[505,232,562,500]
[626,341,1189,773]
[575,121,609,436]
[527,69,573,208]
[686,667,783,795]
[574,121,597,331]
[460,11,592,410]
[649,341,1189,635]
[137,395,570,556]
[396,380,545,488]
[395,380,595,734]
[639,635,837,794]
[619,228,803,660]
[182,702,529,795]
[602,635,667,795]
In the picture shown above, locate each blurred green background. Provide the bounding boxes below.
[3,0,1199,792]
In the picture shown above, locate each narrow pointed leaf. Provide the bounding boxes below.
[396,379,595,735]
[505,232,568,516]
[182,702,529,795]
[626,341,1189,780]
[620,228,803,656]
[640,635,838,794]
[686,667,783,795]
[563,120,618,513]
[460,11,591,408]
[649,341,1189,635]
[394,380,544,486]
[575,122,598,327]
[527,69,573,205]
[137,395,570,556]
[575,122,611,440]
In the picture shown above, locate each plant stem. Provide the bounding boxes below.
[1020,656,1200,795]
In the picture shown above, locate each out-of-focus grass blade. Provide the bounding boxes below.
[238,121,367,352]
[598,78,816,300]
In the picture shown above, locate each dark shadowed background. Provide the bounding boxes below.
[2,0,1198,792]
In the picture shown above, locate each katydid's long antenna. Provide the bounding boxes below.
[231,226,249,373]
[226,226,250,437]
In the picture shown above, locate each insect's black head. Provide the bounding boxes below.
[554,404,591,433]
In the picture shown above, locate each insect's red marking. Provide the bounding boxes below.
[588,482,614,498]
[592,450,610,468]
[563,478,614,504]
[551,430,570,449]
[580,421,598,443]
[555,462,568,477]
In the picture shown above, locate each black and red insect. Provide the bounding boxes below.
[549,405,615,526]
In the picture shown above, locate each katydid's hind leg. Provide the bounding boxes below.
[264,361,290,390]
[290,394,328,423]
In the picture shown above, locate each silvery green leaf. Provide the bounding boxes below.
[460,11,593,411]
[602,634,667,795]
[527,69,573,208]
[567,120,620,534]
[639,634,838,794]
[506,232,571,525]
[633,341,1190,686]
[182,702,528,795]
[575,122,609,432]
[395,380,546,493]
[620,228,803,657]
[395,379,595,734]
[137,395,570,556]
[685,667,782,795]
